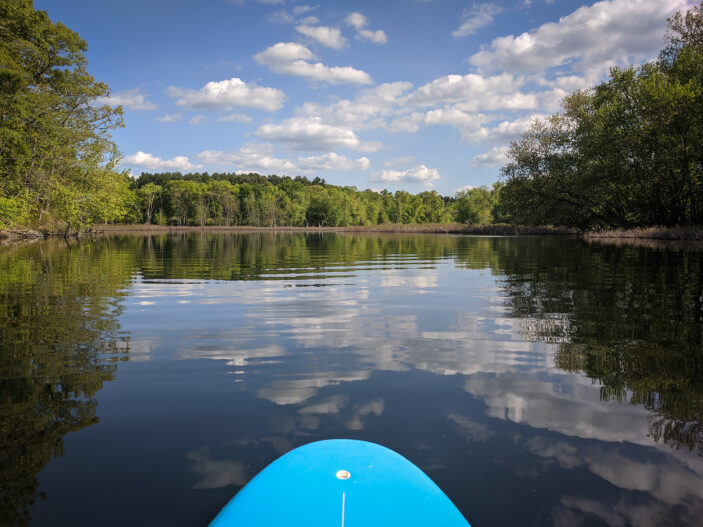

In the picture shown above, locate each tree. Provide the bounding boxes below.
[455,186,494,225]
[136,183,162,224]
[0,0,128,231]
[500,1,703,229]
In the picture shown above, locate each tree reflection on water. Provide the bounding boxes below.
[0,239,133,525]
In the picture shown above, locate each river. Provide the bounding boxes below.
[1,233,701,526]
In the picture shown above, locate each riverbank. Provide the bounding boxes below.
[90,223,578,235]
[3,224,703,246]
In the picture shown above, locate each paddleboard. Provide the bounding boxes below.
[209,439,470,526]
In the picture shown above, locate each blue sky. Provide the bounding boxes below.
[37,0,691,195]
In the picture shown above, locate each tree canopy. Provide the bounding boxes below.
[500,2,703,229]
[0,0,130,232]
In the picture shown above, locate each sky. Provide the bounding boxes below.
[37,0,693,195]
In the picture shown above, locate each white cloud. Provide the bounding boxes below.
[358,29,388,44]
[216,112,254,123]
[196,143,370,174]
[386,113,425,133]
[424,107,482,128]
[267,4,317,24]
[156,113,182,123]
[295,81,413,130]
[167,77,286,112]
[469,0,687,74]
[255,41,315,63]
[455,184,475,194]
[198,144,296,174]
[372,164,440,186]
[255,42,373,85]
[452,3,503,38]
[123,151,202,171]
[293,5,314,15]
[297,152,370,172]
[388,107,490,137]
[295,24,348,49]
[470,145,510,167]
[464,113,546,143]
[345,12,367,30]
[189,115,206,126]
[254,117,381,152]
[405,72,524,107]
[345,12,388,44]
[98,88,156,110]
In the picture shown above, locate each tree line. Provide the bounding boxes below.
[126,172,501,228]
[499,3,703,229]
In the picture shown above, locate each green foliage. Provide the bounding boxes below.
[130,172,462,227]
[500,2,703,229]
[0,0,128,231]
[455,186,498,225]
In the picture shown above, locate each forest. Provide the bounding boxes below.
[126,172,499,227]
[0,0,702,232]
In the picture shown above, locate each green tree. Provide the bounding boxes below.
[456,186,494,225]
[500,2,703,229]
[136,183,162,224]
[0,0,128,231]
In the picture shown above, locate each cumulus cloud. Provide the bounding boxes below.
[359,29,388,44]
[295,81,413,130]
[470,145,510,167]
[123,151,202,171]
[254,42,373,85]
[298,152,370,172]
[405,72,524,107]
[254,116,381,152]
[469,0,687,74]
[189,115,207,126]
[452,3,503,38]
[464,113,546,143]
[295,24,347,49]
[98,88,156,110]
[156,113,182,123]
[196,143,370,174]
[167,77,286,112]
[198,144,296,174]
[345,12,388,44]
[372,164,440,186]
[388,108,490,137]
[345,12,367,30]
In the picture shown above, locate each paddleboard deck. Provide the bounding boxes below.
[209,439,470,526]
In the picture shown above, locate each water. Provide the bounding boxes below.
[1,233,702,526]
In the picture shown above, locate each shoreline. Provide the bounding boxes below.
[3,224,703,248]
[89,223,578,235]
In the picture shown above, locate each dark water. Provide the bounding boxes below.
[1,233,702,526]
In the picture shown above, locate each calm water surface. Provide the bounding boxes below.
[1,233,702,526]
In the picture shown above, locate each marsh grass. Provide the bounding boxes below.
[584,227,703,240]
